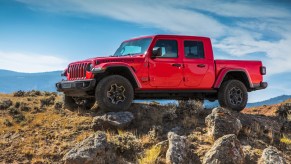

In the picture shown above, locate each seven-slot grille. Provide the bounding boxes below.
[68,62,90,80]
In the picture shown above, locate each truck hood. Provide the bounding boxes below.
[69,54,145,65]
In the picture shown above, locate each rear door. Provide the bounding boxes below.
[148,38,183,87]
[182,40,210,87]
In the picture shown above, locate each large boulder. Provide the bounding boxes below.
[62,131,115,164]
[258,146,287,164]
[237,114,282,144]
[166,132,200,164]
[205,107,242,140]
[203,134,244,164]
[92,112,134,130]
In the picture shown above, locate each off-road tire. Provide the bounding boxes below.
[95,75,134,112]
[63,95,76,110]
[218,80,248,112]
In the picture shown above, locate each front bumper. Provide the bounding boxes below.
[252,82,268,90]
[56,79,96,93]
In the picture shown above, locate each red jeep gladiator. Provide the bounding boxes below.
[56,35,267,112]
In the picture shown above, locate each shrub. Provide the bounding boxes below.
[40,96,55,107]
[25,90,42,97]
[19,102,31,111]
[13,90,25,97]
[0,99,13,110]
[54,101,63,110]
[177,99,203,115]
[3,119,13,127]
[137,145,161,164]
[14,101,20,108]
[8,107,25,123]
[111,132,141,155]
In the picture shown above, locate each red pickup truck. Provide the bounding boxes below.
[56,35,267,112]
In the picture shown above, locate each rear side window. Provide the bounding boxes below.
[153,40,178,58]
[184,41,205,59]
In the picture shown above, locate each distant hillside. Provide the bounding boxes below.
[247,95,291,107]
[0,69,62,93]
[203,95,291,108]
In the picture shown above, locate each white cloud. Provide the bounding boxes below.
[17,0,227,38]
[179,0,291,18]
[0,52,68,73]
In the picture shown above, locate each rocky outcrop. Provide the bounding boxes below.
[277,103,291,122]
[205,107,242,140]
[258,146,286,164]
[166,132,200,164]
[92,112,134,130]
[238,114,282,144]
[62,131,115,164]
[203,134,244,164]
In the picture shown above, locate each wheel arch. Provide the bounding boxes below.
[93,65,141,89]
[214,68,252,90]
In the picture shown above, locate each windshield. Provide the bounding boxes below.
[113,38,152,56]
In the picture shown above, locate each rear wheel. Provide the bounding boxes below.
[95,75,134,112]
[218,80,248,112]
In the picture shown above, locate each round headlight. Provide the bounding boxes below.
[87,64,93,71]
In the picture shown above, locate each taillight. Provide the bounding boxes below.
[260,66,266,75]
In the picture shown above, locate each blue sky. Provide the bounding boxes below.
[0,0,291,102]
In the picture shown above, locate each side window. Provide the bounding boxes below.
[153,40,178,58]
[184,41,205,59]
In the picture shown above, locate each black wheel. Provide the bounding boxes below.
[218,80,248,112]
[95,75,134,112]
[63,94,76,110]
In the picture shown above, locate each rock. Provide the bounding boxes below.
[277,103,291,122]
[92,112,134,130]
[0,99,13,110]
[281,121,291,139]
[238,114,282,144]
[205,107,242,140]
[63,131,115,164]
[203,134,244,164]
[258,146,286,164]
[166,132,199,164]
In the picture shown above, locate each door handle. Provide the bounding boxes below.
[172,63,182,67]
[197,64,205,68]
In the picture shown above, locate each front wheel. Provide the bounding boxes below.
[95,75,134,112]
[218,80,248,112]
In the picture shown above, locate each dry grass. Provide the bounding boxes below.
[281,136,291,145]
[0,92,93,163]
[137,144,161,164]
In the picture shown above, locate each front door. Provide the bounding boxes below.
[149,39,183,87]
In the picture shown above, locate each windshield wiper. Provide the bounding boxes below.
[123,53,134,57]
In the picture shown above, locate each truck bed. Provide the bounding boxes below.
[215,60,263,85]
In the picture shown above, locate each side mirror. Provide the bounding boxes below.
[152,47,162,58]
